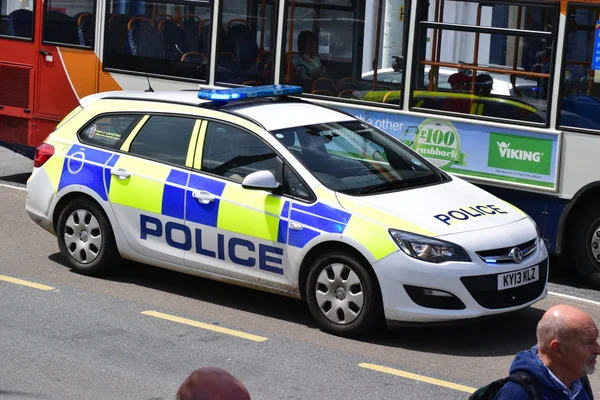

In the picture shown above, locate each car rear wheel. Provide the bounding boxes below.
[56,197,118,276]
[305,251,383,337]
[569,202,600,288]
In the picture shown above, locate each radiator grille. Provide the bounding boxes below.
[0,64,31,109]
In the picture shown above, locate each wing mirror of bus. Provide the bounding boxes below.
[242,170,281,191]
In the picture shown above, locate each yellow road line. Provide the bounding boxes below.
[141,310,268,342]
[358,363,476,394]
[0,274,55,291]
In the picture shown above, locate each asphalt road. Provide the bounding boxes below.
[1,147,600,399]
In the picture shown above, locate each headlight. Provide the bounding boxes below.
[388,229,471,263]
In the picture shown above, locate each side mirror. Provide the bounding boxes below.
[242,170,281,191]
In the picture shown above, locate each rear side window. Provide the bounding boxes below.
[79,114,141,149]
[42,0,95,47]
[1,0,34,40]
[129,115,197,167]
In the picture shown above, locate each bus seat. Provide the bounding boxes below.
[337,77,359,91]
[217,52,241,81]
[43,11,79,44]
[108,14,130,54]
[153,14,173,25]
[181,15,201,53]
[312,78,336,95]
[0,16,9,35]
[159,19,188,60]
[228,22,258,72]
[77,13,94,46]
[181,52,206,64]
[8,9,32,38]
[127,17,163,58]
[311,89,333,96]
[338,89,358,99]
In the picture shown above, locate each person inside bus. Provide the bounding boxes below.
[474,73,494,97]
[293,30,326,81]
[442,72,472,114]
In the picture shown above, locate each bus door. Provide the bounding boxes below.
[34,0,95,144]
[0,0,37,151]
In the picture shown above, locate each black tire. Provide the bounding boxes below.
[305,251,384,337]
[568,203,600,288]
[56,197,119,276]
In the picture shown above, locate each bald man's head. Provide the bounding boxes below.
[536,304,600,378]
[176,367,251,400]
[536,304,593,353]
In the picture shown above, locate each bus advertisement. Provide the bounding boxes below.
[1,0,600,288]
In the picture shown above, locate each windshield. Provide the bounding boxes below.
[270,120,446,195]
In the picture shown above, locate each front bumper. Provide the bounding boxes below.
[373,220,549,324]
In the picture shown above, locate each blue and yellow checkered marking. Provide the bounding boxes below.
[163,170,189,219]
[186,174,226,227]
[58,145,114,201]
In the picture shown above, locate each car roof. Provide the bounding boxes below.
[80,90,355,131]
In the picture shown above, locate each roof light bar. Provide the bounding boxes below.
[197,84,303,103]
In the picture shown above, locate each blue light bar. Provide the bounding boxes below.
[197,84,303,102]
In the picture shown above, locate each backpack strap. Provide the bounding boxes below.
[506,370,542,400]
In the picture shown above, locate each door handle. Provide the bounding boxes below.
[290,221,303,231]
[39,49,51,56]
[192,190,215,204]
[110,168,131,180]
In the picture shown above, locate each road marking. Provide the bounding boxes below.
[141,310,269,342]
[0,183,26,191]
[548,291,600,306]
[0,274,55,291]
[358,363,476,394]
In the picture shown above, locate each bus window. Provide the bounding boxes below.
[412,0,556,124]
[42,0,95,47]
[279,0,408,106]
[1,0,34,40]
[102,0,212,81]
[215,0,278,86]
[558,5,600,131]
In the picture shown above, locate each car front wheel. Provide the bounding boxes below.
[305,251,383,337]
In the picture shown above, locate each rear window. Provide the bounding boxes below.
[79,114,142,149]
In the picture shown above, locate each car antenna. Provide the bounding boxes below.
[145,72,154,92]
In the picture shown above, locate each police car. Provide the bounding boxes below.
[25,85,548,337]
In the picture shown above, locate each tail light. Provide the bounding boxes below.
[33,143,55,168]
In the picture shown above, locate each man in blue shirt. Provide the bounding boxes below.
[495,304,599,399]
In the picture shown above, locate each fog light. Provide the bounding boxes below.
[423,288,454,297]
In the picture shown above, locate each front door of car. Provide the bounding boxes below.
[107,114,201,266]
[183,120,291,287]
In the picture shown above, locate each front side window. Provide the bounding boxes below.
[42,0,95,47]
[413,0,557,124]
[216,0,278,85]
[202,121,280,182]
[558,5,600,131]
[103,0,211,80]
[1,0,34,40]
[79,114,141,149]
[271,120,445,195]
[279,0,408,106]
[129,115,197,166]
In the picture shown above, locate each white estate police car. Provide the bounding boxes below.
[26,85,548,337]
